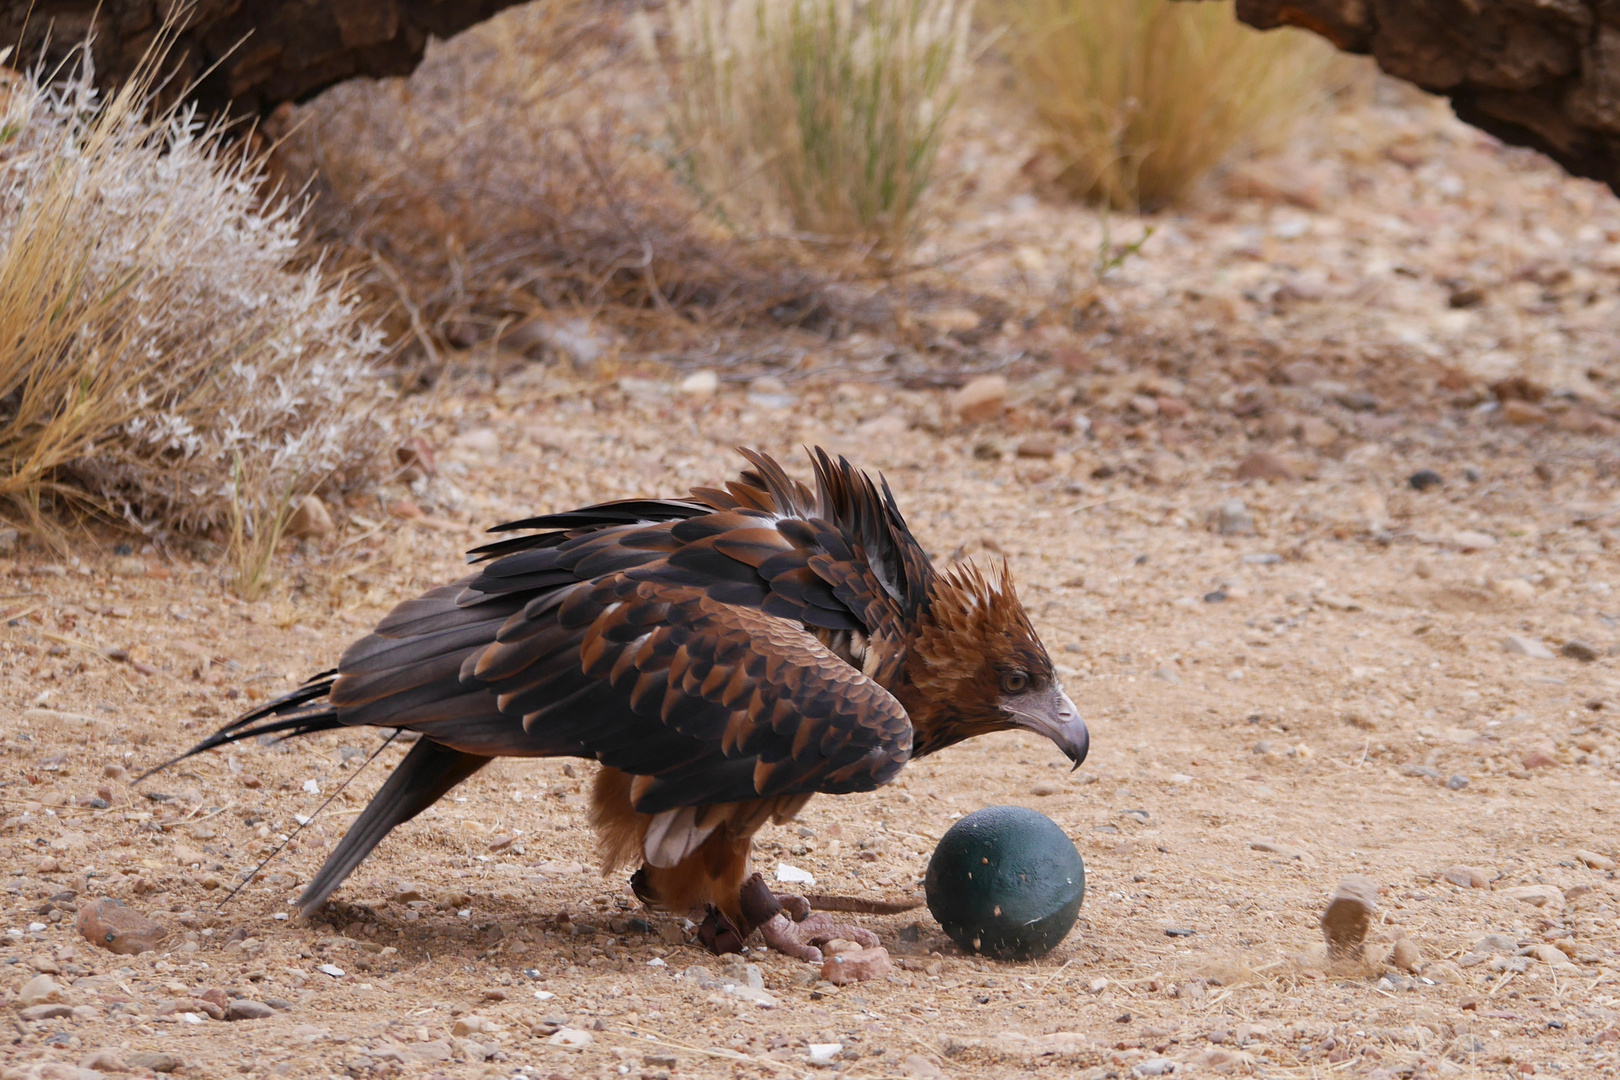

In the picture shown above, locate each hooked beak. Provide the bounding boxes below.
[1006,687,1090,769]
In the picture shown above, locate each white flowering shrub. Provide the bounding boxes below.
[0,49,390,540]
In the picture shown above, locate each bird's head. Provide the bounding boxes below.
[902,561,1089,767]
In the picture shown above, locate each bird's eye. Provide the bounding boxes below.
[1001,670,1028,694]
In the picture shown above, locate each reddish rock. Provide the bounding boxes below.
[76,897,167,955]
[1015,437,1056,459]
[1521,751,1559,770]
[1502,400,1549,426]
[953,376,1007,424]
[820,945,893,985]
[1441,865,1491,889]
[1235,451,1295,482]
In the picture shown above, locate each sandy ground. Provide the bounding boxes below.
[1,371,1617,1080]
[6,10,1620,1080]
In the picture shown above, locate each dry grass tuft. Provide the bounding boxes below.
[0,41,390,562]
[997,0,1335,211]
[275,2,845,363]
[662,0,972,250]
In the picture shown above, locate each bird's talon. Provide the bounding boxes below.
[759,912,824,963]
[775,892,813,922]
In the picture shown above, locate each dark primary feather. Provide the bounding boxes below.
[161,448,943,912]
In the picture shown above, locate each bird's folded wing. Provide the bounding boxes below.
[471,577,913,813]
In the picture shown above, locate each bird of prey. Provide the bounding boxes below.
[164,448,1088,960]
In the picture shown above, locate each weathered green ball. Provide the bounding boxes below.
[924,806,1085,961]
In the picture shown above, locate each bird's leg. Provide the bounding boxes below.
[739,873,878,964]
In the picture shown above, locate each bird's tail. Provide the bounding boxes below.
[136,672,345,782]
[297,737,490,915]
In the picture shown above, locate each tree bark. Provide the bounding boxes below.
[1230,0,1620,197]
[2,0,530,120]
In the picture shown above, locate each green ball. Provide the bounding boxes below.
[924,806,1085,961]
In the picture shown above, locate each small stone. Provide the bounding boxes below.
[20,1002,74,1021]
[807,1043,843,1064]
[1492,578,1537,603]
[391,884,425,903]
[1135,1058,1178,1077]
[1473,933,1516,954]
[953,375,1008,423]
[1300,416,1338,448]
[1408,469,1444,491]
[679,370,719,398]
[1321,876,1379,961]
[1450,530,1497,551]
[1561,640,1598,662]
[1501,884,1564,908]
[1441,865,1491,889]
[0,527,15,553]
[1030,781,1063,797]
[1520,750,1559,770]
[1575,850,1616,871]
[128,1052,184,1073]
[548,1027,594,1048]
[226,999,275,1020]
[110,556,146,577]
[1016,437,1056,459]
[1250,839,1313,863]
[1235,451,1295,482]
[1501,400,1548,425]
[1216,498,1254,536]
[1527,944,1571,966]
[1389,937,1422,973]
[452,1016,491,1036]
[453,427,501,455]
[317,963,346,977]
[1151,666,1181,684]
[902,1056,947,1080]
[821,946,893,985]
[1446,774,1470,790]
[1400,764,1440,779]
[80,1050,127,1072]
[18,973,63,1007]
[1503,635,1554,659]
[284,494,334,539]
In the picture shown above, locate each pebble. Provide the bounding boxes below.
[1320,876,1379,961]
[902,1056,948,1080]
[1575,850,1616,871]
[1525,943,1572,966]
[1234,451,1295,481]
[548,1027,594,1048]
[127,1051,184,1073]
[1491,577,1536,602]
[110,555,147,577]
[1450,530,1496,551]
[952,375,1007,423]
[317,963,346,977]
[1520,750,1559,770]
[285,494,334,539]
[1215,498,1254,536]
[1501,884,1564,908]
[1030,780,1063,796]
[18,974,62,1007]
[1501,400,1548,425]
[1399,764,1440,779]
[80,1051,127,1072]
[1502,635,1553,659]
[1299,416,1338,448]
[226,999,275,1020]
[453,427,501,455]
[807,1043,843,1064]
[774,862,814,885]
[1408,469,1444,491]
[1389,937,1422,973]
[76,897,167,955]
[1446,774,1469,790]
[1135,1058,1178,1076]
[679,370,719,397]
[1561,639,1598,661]
[1250,839,1313,863]
[1441,865,1491,889]
[19,1003,74,1021]
[1016,436,1056,459]
[821,946,893,985]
